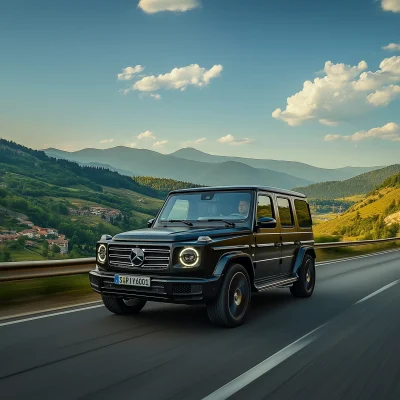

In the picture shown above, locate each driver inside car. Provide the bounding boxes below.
[237,200,249,217]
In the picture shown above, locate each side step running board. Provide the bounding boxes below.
[255,276,298,291]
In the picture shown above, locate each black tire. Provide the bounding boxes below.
[207,264,251,328]
[290,254,315,298]
[102,295,147,315]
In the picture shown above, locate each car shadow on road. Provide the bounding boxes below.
[116,288,297,331]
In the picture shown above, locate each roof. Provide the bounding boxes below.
[168,185,306,198]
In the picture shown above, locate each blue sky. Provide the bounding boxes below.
[1,0,399,168]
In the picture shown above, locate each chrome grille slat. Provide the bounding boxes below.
[108,244,170,271]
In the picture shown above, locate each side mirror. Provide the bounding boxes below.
[257,217,277,228]
[147,218,155,228]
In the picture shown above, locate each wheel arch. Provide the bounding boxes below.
[292,246,316,276]
[213,252,255,286]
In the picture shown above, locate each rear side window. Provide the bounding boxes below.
[294,199,312,228]
[277,197,293,227]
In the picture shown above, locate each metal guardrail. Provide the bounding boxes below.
[1,237,400,282]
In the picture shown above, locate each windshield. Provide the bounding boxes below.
[156,191,253,225]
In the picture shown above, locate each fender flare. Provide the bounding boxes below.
[292,246,316,275]
[213,251,255,279]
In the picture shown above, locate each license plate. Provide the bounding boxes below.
[114,275,150,287]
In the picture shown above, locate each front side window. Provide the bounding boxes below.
[294,199,312,228]
[277,197,294,227]
[156,190,253,225]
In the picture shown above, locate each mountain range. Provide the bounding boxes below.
[44,146,382,189]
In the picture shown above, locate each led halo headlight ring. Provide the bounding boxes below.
[97,244,107,264]
[179,247,199,267]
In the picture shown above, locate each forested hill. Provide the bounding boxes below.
[132,176,203,195]
[0,139,161,199]
[294,164,400,199]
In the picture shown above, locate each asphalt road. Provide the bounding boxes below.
[1,249,400,400]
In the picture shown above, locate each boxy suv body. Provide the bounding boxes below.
[89,185,316,327]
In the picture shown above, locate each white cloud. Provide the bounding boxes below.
[367,85,400,106]
[138,130,156,140]
[149,93,161,100]
[132,64,223,93]
[383,42,400,52]
[319,119,339,127]
[381,0,400,13]
[217,134,254,146]
[138,0,200,14]
[100,139,114,144]
[117,65,144,81]
[126,142,137,148]
[273,57,400,126]
[181,137,206,147]
[153,140,168,148]
[324,122,400,142]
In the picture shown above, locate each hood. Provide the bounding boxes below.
[112,226,251,242]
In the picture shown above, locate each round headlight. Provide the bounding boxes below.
[179,247,199,267]
[97,244,107,264]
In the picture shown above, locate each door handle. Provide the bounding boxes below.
[275,242,282,247]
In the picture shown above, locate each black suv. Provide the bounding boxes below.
[89,185,316,327]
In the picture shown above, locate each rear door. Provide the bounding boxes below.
[254,192,281,280]
[276,196,297,275]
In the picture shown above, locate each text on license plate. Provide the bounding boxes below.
[114,275,150,287]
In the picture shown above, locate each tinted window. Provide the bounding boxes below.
[257,195,274,221]
[277,197,293,227]
[294,199,312,228]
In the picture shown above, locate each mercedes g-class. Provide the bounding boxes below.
[89,185,316,327]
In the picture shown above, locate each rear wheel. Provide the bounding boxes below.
[290,254,315,298]
[102,295,147,315]
[207,264,251,328]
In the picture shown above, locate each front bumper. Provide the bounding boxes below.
[89,269,223,304]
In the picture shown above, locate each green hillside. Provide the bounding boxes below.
[294,164,400,199]
[0,139,167,261]
[314,171,400,240]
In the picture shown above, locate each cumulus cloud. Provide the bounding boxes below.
[324,122,400,142]
[381,0,400,13]
[383,42,400,52]
[367,85,400,106]
[149,93,161,100]
[138,0,200,14]
[273,57,400,126]
[181,137,206,147]
[138,130,156,140]
[132,64,223,93]
[100,139,114,144]
[218,134,254,146]
[126,142,137,148]
[153,140,168,148]
[117,65,144,81]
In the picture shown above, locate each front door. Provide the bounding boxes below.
[254,193,281,281]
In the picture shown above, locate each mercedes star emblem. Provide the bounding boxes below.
[130,248,145,266]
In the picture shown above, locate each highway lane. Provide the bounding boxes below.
[0,249,400,400]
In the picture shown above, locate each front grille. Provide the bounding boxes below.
[108,245,170,271]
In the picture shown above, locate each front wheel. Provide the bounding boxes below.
[290,254,315,298]
[102,295,147,315]
[207,264,251,328]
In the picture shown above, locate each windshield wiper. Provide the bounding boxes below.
[206,219,236,228]
[164,219,193,226]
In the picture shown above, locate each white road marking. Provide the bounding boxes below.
[355,280,400,305]
[201,324,324,400]
[0,304,104,328]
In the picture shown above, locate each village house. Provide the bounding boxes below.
[47,238,69,254]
